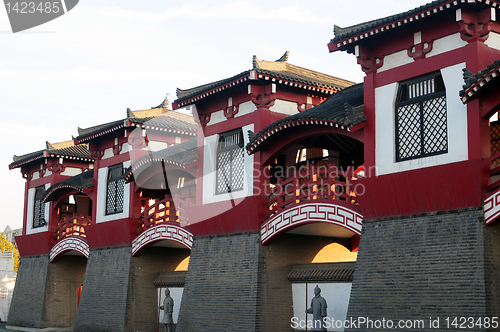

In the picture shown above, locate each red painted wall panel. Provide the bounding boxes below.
[187,196,266,236]
[358,159,489,220]
[85,218,136,249]
[16,232,54,257]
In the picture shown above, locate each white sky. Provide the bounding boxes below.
[0,0,426,231]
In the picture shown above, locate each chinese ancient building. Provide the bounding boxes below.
[8,0,500,331]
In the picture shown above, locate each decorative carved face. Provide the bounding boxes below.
[165,288,170,296]
[314,286,321,296]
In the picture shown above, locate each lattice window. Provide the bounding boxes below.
[491,121,500,169]
[33,186,46,228]
[106,164,124,215]
[395,72,448,162]
[216,129,244,194]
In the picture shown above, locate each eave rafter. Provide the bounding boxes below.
[461,65,500,103]
[127,121,196,137]
[247,119,363,155]
[175,75,251,108]
[174,71,340,109]
[329,0,500,52]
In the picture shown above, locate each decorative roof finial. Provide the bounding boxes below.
[252,55,260,69]
[276,51,289,62]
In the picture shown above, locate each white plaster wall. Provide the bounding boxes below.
[95,161,131,223]
[235,100,256,117]
[202,124,254,205]
[206,99,296,126]
[486,31,500,50]
[378,33,467,73]
[375,62,468,175]
[102,147,114,160]
[208,110,225,126]
[157,287,183,325]
[25,183,50,235]
[378,49,414,73]
[145,140,169,152]
[120,142,130,154]
[61,167,82,177]
[292,283,352,331]
[270,99,299,116]
[426,33,467,58]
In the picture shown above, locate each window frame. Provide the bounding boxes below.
[32,185,46,228]
[395,71,448,162]
[105,163,125,215]
[215,128,245,195]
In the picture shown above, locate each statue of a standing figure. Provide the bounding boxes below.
[159,288,174,332]
[306,285,328,331]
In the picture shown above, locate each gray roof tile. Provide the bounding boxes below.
[331,0,489,45]
[175,52,354,104]
[247,83,365,152]
[287,262,355,283]
[75,107,197,143]
[125,138,197,182]
[43,170,94,202]
[11,143,92,169]
[154,271,187,287]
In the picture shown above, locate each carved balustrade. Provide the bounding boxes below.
[266,164,361,220]
[54,214,92,244]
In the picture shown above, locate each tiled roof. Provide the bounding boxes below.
[76,119,125,141]
[154,271,187,287]
[10,140,93,169]
[128,111,198,133]
[247,83,365,153]
[460,60,500,103]
[330,0,499,49]
[124,138,197,183]
[43,170,94,202]
[174,52,354,106]
[75,107,197,144]
[287,262,356,283]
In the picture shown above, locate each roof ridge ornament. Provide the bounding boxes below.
[252,55,260,69]
[276,51,289,62]
[127,108,136,118]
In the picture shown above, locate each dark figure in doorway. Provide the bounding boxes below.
[306,285,328,331]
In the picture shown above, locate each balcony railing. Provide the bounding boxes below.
[54,214,92,244]
[488,151,500,192]
[267,165,360,220]
[137,196,177,235]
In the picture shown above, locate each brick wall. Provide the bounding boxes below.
[8,255,49,328]
[43,255,87,327]
[484,220,500,320]
[256,234,352,332]
[347,208,488,332]
[177,233,261,332]
[74,247,132,332]
[177,232,353,332]
[125,247,190,332]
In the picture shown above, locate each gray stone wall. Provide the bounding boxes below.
[177,232,261,332]
[257,234,352,332]
[74,247,132,332]
[177,232,351,332]
[8,255,49,328]
[125,247,190,332]
[43,255,87,327]
[484,221,500,320]
[347,208,488,332]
